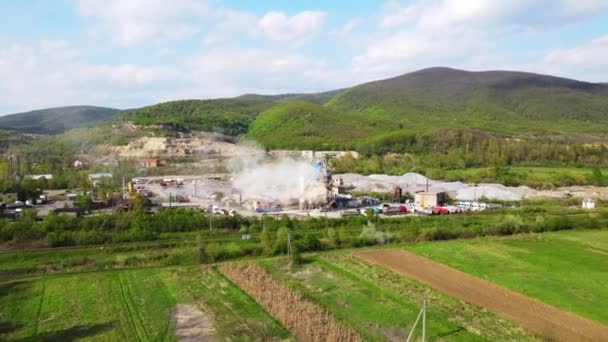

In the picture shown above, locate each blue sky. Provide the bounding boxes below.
[1,0,607,113]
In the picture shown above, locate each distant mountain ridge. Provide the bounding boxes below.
[249,67,608,148]
[238,89,344,105]
[3,68,608,146]
[0,105,120,134]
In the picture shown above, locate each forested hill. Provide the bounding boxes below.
[327,67,608,129]
[7,67,608,147]
[0,106,120,134]
[238,89,344,105]
[248,67,608,149]
[118,98,275,136]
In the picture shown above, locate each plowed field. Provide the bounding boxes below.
[356,249,608,342]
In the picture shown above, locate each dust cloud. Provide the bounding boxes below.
[229,143,327,203]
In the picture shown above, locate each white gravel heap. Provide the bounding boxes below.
[337,172,537,201]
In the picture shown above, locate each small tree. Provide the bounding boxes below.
[130,194,148,217]
[260,225,275,255]
[300,233,322,252]
[290,244,303,266]
[75,195,93,214]
[591,167,605,186]
[274,226,289,254]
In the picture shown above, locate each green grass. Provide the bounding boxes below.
[0,266,289,341]
[406,229,608,324]
[261,254,534,341]
[0,243,200,279]
[443,166,607,187]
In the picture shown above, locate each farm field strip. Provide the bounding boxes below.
[0,267,290,341]
[406,230,608,324]
[260,254,534,341]
[356,249,608,341]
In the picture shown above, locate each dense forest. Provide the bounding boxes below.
[119,99,274,136]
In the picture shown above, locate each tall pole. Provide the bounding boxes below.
[406,304,424,342]
[287,232,292,257]
[422,299,426,342]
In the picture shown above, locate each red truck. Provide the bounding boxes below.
[431,206,449,215]
[383,205,407,216]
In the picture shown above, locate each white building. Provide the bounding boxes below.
[582,199,595,209]
[88,173,113,186]
[25,174,53,180]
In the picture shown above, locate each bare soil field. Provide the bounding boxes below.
[171,304,215,342]
[355,249,608,342]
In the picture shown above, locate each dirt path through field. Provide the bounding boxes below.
[355,249,608,342]
[172,304,215,342]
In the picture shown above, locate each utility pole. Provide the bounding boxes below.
[422,299,426,342]
[287,232,292,257]
[209,215,213,231]
[406,299,427,342]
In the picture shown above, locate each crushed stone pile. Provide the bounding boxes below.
[337,172,538,201]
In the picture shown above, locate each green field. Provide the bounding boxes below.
[260,254,534,341]
[2,228,607,340]
[0,267,289,341]
[406,230,608,324]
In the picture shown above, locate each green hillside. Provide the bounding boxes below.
[0,130,27,154]
[0,106,120,134]
[245,67,608,153]
[247,101,377,149]
[238,89,344,105]
[119,98,274,136]
[326,67,608,136]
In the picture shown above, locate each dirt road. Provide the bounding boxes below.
[355,249,608,342]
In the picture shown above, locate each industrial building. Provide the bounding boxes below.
[414,191,445,209]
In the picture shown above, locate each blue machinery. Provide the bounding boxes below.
[314,155,333,190]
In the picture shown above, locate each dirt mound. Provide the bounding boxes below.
[172,304,215,342]
[356,249,608,342]
[112,136,258,159]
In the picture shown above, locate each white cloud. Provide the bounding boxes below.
[4,1,608,114]
[78,0,326,47]
[204,9,327,46]
[0,41,187,112]
[183,46,345,95]
[203,9,257,45]
[256,11,327,42]
[77,0,211,46]
[352,0,520,78]
[560,0,608,16]
[351,0,608,80]
[540,34,608,81]
[331,18,363,36]
[0,41,351,113]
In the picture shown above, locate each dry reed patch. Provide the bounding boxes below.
[219,263,362,342]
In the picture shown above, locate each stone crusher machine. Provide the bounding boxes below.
[314,155,336,209]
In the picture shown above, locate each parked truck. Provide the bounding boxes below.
[383,205,408,216]
[431,206,449,215]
